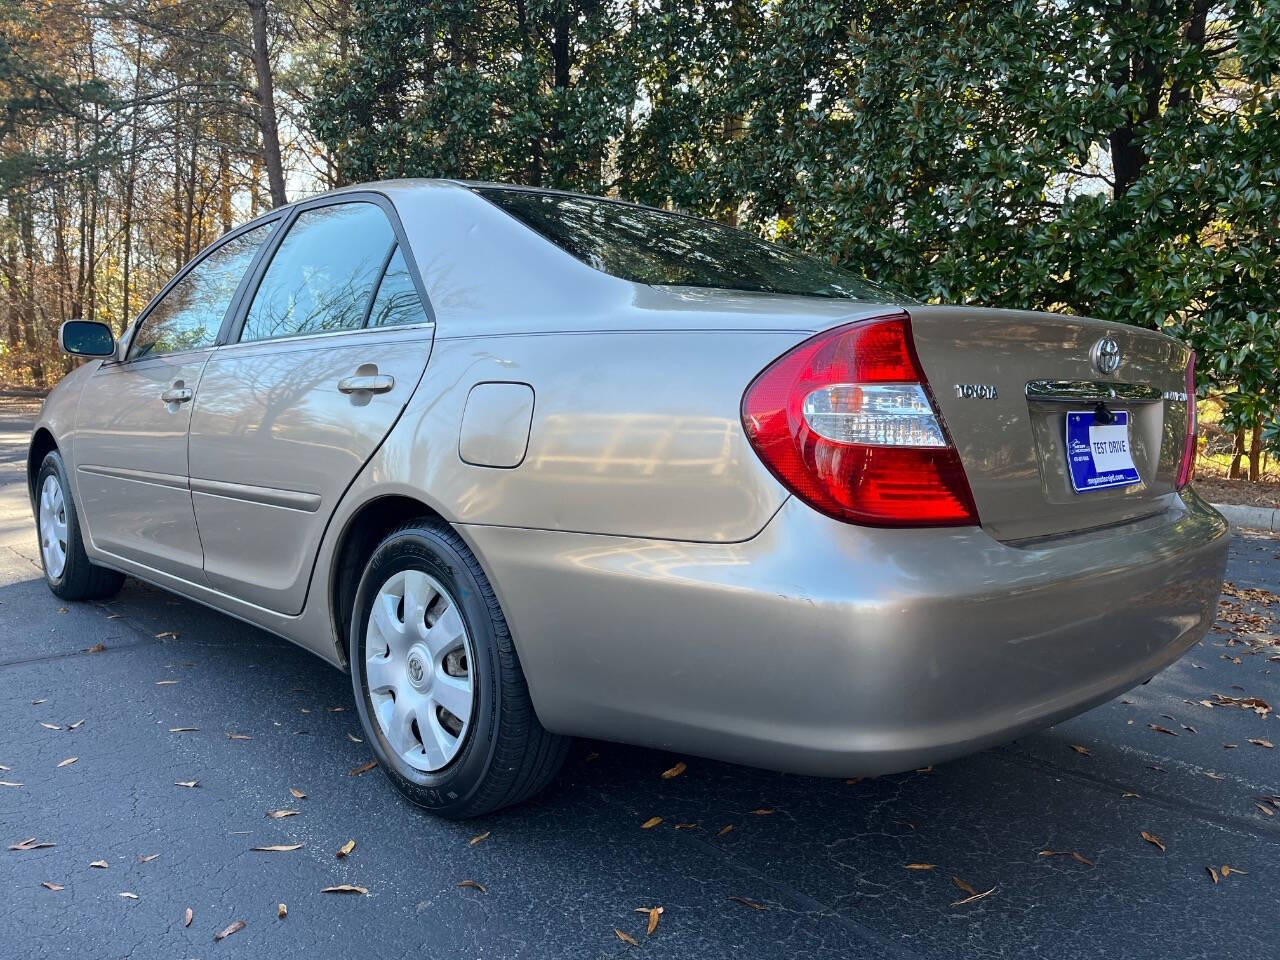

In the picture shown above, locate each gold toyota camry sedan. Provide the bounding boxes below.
[29,181,1228,817]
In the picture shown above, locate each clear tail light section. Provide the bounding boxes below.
[1176,350,1197,489]
[741,312,978,527]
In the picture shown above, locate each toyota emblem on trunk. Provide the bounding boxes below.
[1091,336,1121,374]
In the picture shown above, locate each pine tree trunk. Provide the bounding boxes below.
[247,0,288,208]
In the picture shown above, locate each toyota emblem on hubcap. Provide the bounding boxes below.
[407,654,425,684]
[1091,336,1121,375]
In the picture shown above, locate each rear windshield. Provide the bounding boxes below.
[473,187,905,302]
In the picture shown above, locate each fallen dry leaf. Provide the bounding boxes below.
[1070,744,1091,756]
[154,631,179,640]
[1205,771,1226,781]
[641,817,663,829]
[1247,738,1274,749]
[336,839,356,858]
[1206,865,1219,884]
[614,929,639,947]
[155,680,179,686]
[266,809,299,819]
[226,733,252,741]
[168,727,197,734]
[175,780,199,788]
[717,824,734,837]
[1221,865,1247,876]
[468,832,490,847]
[39,722,61,731]
[251,844,303,853]
[346,732,363,744]
[214,920,245,941]
[56,757,77,768]
[634,905,663,935]
[119,892,138,900]
[660,761,687,779]
[1140,831,1166,853]
[9,838,54,851]
[456,880,486,894]
[328,705,346,713]
[90,860,108,869]
[673,822,698,830]
[66,719,84,730]
[751,808,775,816]
[905,863,936,870]
[0,781,22,788]
[1256,802,1275,817]
[348,760,377,776]
[1121,791,1140,799]
[137,853,160,863]
[1148,724,1178,736]
[277,903,287,919]
[322,884,368,895]
[727,895,766,910]
[289,787,306,800]
[952,876,978,897]
[184,908,193,927]
[950,886,997,907]
[87,643,105,654]
[31,699,46,705]
[41,882,63,891]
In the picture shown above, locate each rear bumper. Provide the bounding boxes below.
[463,488,1229,776]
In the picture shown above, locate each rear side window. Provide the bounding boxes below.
[474,187,907,302]
[366,246,427,328]
[240,202,395,342]
[129,221,275,360]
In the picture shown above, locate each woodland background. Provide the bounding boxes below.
[3,0,1277,478]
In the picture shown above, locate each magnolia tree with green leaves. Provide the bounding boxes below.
[309,0,1280,477]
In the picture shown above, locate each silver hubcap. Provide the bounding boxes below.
[38,474,68,580]
[364,569,475,772]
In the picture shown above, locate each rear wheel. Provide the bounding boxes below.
[35,451,124,601]
[349,519,568,818]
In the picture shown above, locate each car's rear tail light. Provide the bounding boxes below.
[741,313,978,526]
[1176,351,1197,489]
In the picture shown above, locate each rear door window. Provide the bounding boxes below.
[366,246,428,328]
[129,221,275,360]
[240,202,396,342]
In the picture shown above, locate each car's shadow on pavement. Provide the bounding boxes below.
[2,534,1279,959]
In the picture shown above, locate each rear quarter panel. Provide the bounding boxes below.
[366,329,803,542]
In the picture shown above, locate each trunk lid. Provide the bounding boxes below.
[904,306,1191,541]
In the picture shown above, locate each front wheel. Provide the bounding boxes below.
[35,451,124,602]
[349,519,568,818]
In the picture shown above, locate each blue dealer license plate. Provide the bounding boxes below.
[1065,410,1141,493]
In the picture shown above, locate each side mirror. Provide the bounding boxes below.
[59,320,116,358]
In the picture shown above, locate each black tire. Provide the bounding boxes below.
[35,451,125,602]
[349,518,568,818]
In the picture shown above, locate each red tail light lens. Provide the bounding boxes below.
[1176,351,1197,489]
[741,313,979,527]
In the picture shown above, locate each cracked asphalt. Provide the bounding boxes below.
[1,395,1278,959]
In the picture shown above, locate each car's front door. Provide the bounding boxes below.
[187,197,435,615]
[72,219,277,580]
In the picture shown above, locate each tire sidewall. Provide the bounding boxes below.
[35,452,74,591]
[350,526,501,814]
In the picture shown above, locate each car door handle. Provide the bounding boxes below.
[160,387,193,404]
[337,374,395,395]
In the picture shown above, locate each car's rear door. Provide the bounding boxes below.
[72,218,278,580]
[187,195,435,615]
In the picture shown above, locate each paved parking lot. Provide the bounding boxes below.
[2,395,1278,959]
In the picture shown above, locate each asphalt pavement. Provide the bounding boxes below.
[1,396,1277,959]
